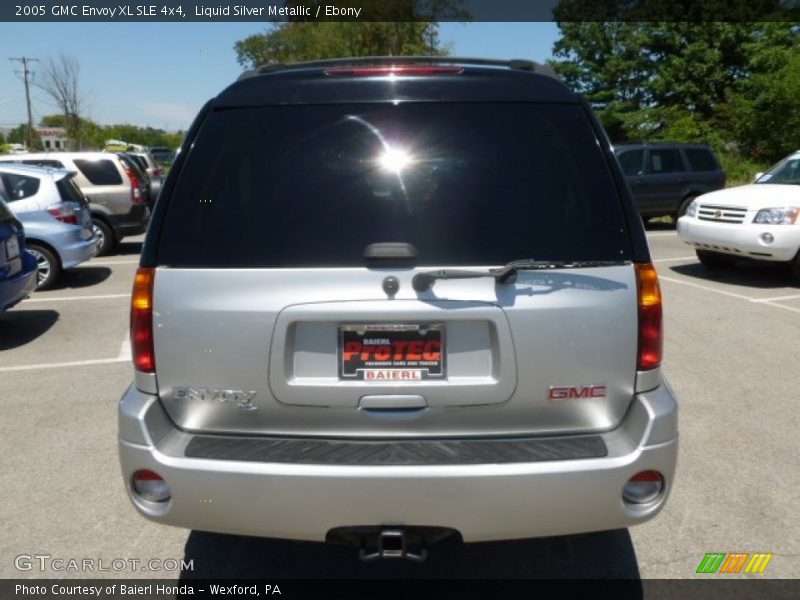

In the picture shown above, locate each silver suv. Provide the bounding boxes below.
[0,152,149,255]
[119,58,678,557]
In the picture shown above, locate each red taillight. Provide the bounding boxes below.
[131,267,155,372]
[46,202,78,225]
[635,262,663,371]
[324,65,464,77]
[152,168,162,178]
[121,162,144,205]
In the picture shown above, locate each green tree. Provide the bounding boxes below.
[550,20,798,144]
[235,22,451,68]
[7,124,43,150]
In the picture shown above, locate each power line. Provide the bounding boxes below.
[9,56,39,148]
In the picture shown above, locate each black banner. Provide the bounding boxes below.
[3,0,800,22]
[2,579,800,600]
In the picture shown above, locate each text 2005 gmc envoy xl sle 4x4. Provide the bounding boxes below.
[118,57,678,560]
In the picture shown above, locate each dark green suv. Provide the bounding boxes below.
[615,142,725,219]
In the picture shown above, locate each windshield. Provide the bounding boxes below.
[157,103,632,267]
[756,154,800,185]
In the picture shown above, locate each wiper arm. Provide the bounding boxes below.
[412,259,626,292]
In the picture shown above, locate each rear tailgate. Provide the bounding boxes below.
[152,264,636,437]
[146,92,644,438]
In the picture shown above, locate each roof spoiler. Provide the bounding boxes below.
[237,56,557,81]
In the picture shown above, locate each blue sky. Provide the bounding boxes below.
[0,22,560,131]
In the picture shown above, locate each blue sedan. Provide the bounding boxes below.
[0,195,37,315]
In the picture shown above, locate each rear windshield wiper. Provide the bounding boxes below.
[412,259,627,292]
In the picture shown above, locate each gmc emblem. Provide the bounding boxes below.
[548,385,607,400]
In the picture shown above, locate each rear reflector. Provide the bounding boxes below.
[635,262,663,371]
[623,470,664,505]
[131,267,155,373]
[132,469,171,503]
[324,66,464,77]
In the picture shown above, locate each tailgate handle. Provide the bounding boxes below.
[359,395,428,411]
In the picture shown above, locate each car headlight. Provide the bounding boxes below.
[752,207,800,225]
[684,199,699,218]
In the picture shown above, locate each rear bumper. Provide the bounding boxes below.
[58,235,98,270]
[0,256,37,312]
[109,205,150,238]
[677,216,800,262]
[118,382,678,543]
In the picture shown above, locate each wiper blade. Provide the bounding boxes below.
[412,259,627,292]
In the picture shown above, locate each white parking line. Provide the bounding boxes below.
[24,293,130,303]
[751,294,800,303]
[659,275,800,314]
[658,276,755,300]
[89,258,140,266]
[653,256,696,263]
[646,232,679,238]
[118,335,131,360]
[0,356,129,373]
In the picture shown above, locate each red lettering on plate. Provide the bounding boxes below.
[406,341,423,361]
[422,340,441,361]
[393,341,409,360]
[343,341,361,361]
[374,345,392,361]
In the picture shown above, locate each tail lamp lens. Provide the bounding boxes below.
[46,202,78,225]
[635,262,663,371]
[121,163,144,205]
[132,469,171,503]
[131,267,155,372]
[324,66,464,77]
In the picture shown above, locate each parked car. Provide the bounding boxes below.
[118,57,678,556]
[677,149,800,282]
[0,192,37,314]
[117,153,152,209]
[148,147,174,166]
[0,152,149,255]
[0,163,97,289]
[126,151,163,203]
[615,142,726,219]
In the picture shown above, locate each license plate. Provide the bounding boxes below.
[5,236,20,260]
[338,323,445,381]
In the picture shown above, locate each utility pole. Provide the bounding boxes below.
[9,56,38,149]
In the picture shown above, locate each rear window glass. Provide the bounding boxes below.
[1,173,40,200]
[130,155,149,170]
[73,159,123,185]
[57,176,88,205]
[157,103,631,267]
[684,148,719,172]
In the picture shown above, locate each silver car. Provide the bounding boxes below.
[127,151,163,202]
[119,58,678,558]
[0,163,97,289]
[0,152,149,256]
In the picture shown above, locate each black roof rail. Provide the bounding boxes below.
[237,56,556,81]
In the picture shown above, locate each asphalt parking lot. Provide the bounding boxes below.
[1,229,798,580]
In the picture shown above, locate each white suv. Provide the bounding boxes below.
[678,150,800,281]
